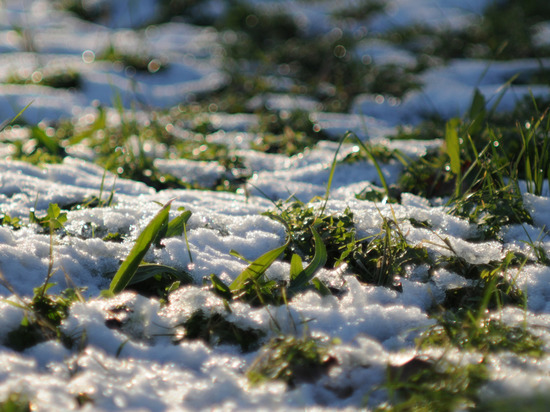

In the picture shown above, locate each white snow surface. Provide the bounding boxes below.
[0,0,550,411]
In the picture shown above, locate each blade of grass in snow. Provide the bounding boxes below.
[319,131,349,217]
[230,237,290,291]
[445,118,462,196]
[289,254,303,280]
[289,226,327,293]
[128,263,192,285]
[106,201,172,296]
[351,133,391,198]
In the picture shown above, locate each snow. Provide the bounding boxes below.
[0,0,549,410]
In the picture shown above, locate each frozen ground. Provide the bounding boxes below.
[0,0,550,410]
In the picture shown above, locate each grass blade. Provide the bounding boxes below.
[290,254,304,280]
[0,100,33,132]
[165,209,192,238]
[230,237,290,291]
[445,118,461,175]
[319,131,349,217]
[289,226,327,293]
[108,201,172,295]
[352,134,391,198]
[128,263,192,285]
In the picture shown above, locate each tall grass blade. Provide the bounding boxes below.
[445,118,461,175]
[108,201,172,295]
[351,133,390,198]
[319,131,349,217]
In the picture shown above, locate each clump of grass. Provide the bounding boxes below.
[55,0,107,23]
[51,106,248,191]
[449,158,533,241]
[6,69,81,89]
[105,202,193,297]
[0,212,22,230]
[438,249,527,310]
[514,107,550,196]
[332,0,385,20]
[216,2,381,112]
[3,283,83,351]
[8,125,66,165]
[341,143,398,165]
[395,94,539,240]
[210,224,330,306]
[220,3,300,53]
[420,250,541,359]
[264,200,429,291]
[247,335,335,387]
[174,310,264,352]
[364,63,421,99]
[125,264,192,302]
[98,44,167,73]
[419,315,544,356]
[63,172,117,211]
[379,356,488,411]
[250,110,330,156]
[264,201,355,268]
[397,148,453,199]
[383,0,550,60]
[349,216,431,291]
[0,392,31,412]
[391,119,445,141]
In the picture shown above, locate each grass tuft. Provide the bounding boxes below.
[247,334,335,387]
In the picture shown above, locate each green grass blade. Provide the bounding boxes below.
[108,201,172,295]
[311,278,331,296]
[210,273,232,300]
[0,100,33,132]
[290,254,304,281]
[230,249,253,264]
[445,118,461,175]
[230,237,290,291]
[468,88,486,121]
[128,263,192,285]
[289,226,327,293]
[352,134,391,197]
[467,89,487,135]
[319,131,349,217]
[165,209,192,238]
